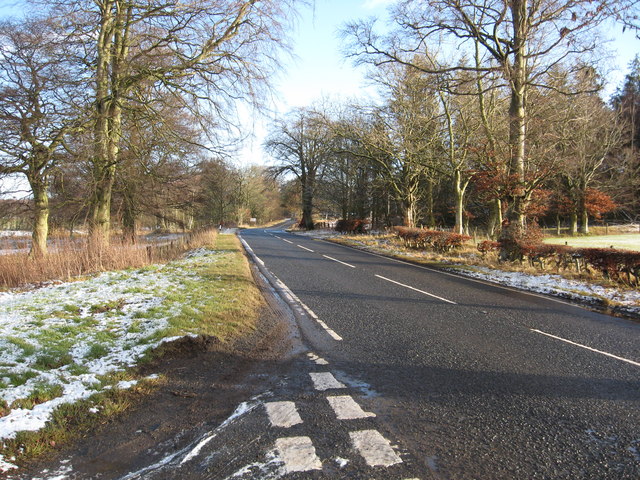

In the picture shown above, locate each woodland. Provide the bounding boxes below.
[1,1,640,262]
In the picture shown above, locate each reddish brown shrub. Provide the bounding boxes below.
[335,219,367,234]
[477,240,501,256]
[393,227,470,252]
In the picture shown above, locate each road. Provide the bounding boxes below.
[234,227,640,479]
[33,226,636,479]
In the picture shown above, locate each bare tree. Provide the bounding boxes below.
[266,107,335,230]
[345,0,636,250]
[0,17,80,257]
[45,0,297,246]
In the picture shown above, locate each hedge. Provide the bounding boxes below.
[393,227,471,253]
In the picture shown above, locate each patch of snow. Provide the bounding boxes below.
[0,454,18,473]
[0,250,221,443]
[116,380,138,390]
[225,450,284,479]
[180,400,259,465]
[0,231,30,237]
[293,229,340,239]
[450,265,640,313]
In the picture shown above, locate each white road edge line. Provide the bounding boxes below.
[241,236,343,342]
[322,255,356,268]
[265,401,303,428]
[297,244,315,252]
[307,352,329,365]
[375,274,457,305]
[275,437,322,473]
[274,277,343,341]
[531,329,640,367]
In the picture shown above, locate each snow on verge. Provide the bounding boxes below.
[448,265,640,315]
[0,249,221,472]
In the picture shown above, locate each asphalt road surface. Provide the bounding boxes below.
[232,226,640,480]
[33,226,636,480]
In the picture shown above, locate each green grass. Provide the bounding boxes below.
[11,383,64,410]
[0,231,265,468]
[544,234,640,251]
[6,336,37,356]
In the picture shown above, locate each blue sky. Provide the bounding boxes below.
[1,0,639,167]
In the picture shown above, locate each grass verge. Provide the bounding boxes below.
[325,233,640,301]
[0,230,217,290]
[0,233,263,471]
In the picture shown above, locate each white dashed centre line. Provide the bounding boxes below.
[350,429,402,467]
[375,274,457,305]
[327,395,376,420]
[531,329,640,367]
[322,255,356,268]
[282,238,294,244]
[309,372,346,391]
[297,244,314,252]
[307,352,329,365]
[275,437,322,473]
[265,401,303,428]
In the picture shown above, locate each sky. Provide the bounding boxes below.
[1,0,640,170]
[240,0,640,166]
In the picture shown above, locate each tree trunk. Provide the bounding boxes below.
[505,0,528,230]
[89,0,129,249]
[425,178,436,228]
[556,212,561,236]
[90,163,117,248]
[122,191,137,244]
[454,170,464,235]
[29,180,49,258]
[570,211,578,235]
[579,204,589,234]
[301,175,315,230]
[403,190,418,228]
[489,198,503,238]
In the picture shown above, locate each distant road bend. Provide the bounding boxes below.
[239,226,640,479]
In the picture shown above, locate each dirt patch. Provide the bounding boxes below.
[14,266,300,479]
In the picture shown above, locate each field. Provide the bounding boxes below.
[543,234,640,251]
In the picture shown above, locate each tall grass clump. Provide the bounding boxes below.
[0,229,218,289]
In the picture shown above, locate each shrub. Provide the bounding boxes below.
[392,227,470,253]
[578,248,640,285]
[477,240,501,257]
[335,219,367,234]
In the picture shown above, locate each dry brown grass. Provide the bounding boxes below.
[332,233,629,290]
[0,229,218,290]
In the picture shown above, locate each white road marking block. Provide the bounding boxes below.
[307,352,330,365]
[375,274,457,304]
[282,238,294,244]
[297,244,315,252]
[350,429,402,467]
[275,436,322,473]
[327,395,376,420]
[309,372,346,391]
[265,401,303,428]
